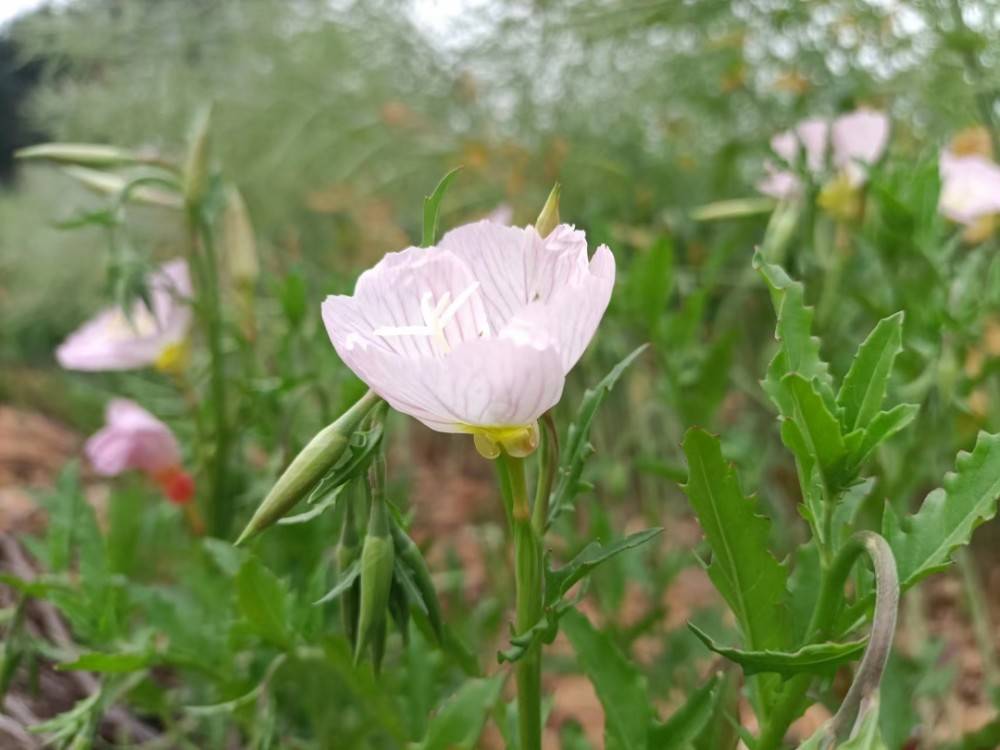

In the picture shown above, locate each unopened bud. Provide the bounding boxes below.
[390,518,444,643]
[62,166,183,209]
[183,105,212,208]
[223,187,259,287]
[355,456,395,665]
[234,390,382,545]
[337,489,362,648]
[534,183,561,238]
[16,142,154,169]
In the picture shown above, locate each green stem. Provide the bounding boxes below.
[189,209,232,537]
[757,532,897,749]
[498,454,543,750]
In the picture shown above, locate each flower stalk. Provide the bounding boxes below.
[498,453,544,750]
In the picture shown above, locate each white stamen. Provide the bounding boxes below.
[373,282,483,355]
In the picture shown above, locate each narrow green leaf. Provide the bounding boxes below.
[313,559,360,606]
[689,624,866,678]
[547,528,662,601]
[783,373,847,479]
[548,344,649,527]
[681,428,789,653]
[837,312,904,431]
[648,674,719,749]
[884,431,1000,591]
[58,650,152,674]
[848,404,919,471]
[562,608,651,750]
[417,673,505,750]
[235,557,292,648]
[422,166,462,247]
[753,252,834,412]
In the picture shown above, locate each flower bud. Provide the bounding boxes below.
[337,489,362,648]
[62,166,182,209]
[183,105,212,208]
[234,390,382,545]
[390,518,444,644]
[223,187,259,288]
[534,183,561,238]
[388,577,411,647]
[355,456,395,666]
[15,142,152,168]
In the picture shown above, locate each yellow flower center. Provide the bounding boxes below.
[154,339,190,374]
[461,422,539,459]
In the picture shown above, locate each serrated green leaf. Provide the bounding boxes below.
[417,673,505,750]
[689,624,866,678]
[58,650,153,674]
[421,166,462,247]
[236,557,292,649]
[547,344,648,528]
[547,528,662,601]
[754,252,834,413]
[837,312,904,431]
[648,674,719,749]
[681,429,789,653]
[884,431,1000,591]
[847,404,919,471]
[562,608,651,750]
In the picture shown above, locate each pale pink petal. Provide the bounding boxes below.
[795,118,830,174]
[335,336,565,431]
[502,243,615,372]
[484,204,513,225]
[938,151,1000,225]
[437,221,549,334]
[832,109,889,185]
[323,246,491,359]
[56,259,192,371]
[757,163,803,200]
[770,130,800,165]
[86,399,180,476]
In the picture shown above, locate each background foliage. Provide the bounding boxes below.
[2,0,1000,748]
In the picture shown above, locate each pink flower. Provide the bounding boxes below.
[758,109,889,199]
[56,259,192,371]
[321,220,615,455]
[85,398,194,504]
[938,150,1000,226]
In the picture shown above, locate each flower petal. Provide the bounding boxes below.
[938,151,1000,225]
[86,399,180,475]
[502,242,616,372]
[832,109,889,184]
[324,245,491,359]
[330,336,565,431]
[55,259,191,371]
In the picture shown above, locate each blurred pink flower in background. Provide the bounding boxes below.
[86,398,195,504]
[56,259,192,371]
[484,204,513,225]
[321,220,614,456]
[938,150,1000,226]
[758,109,890,200]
